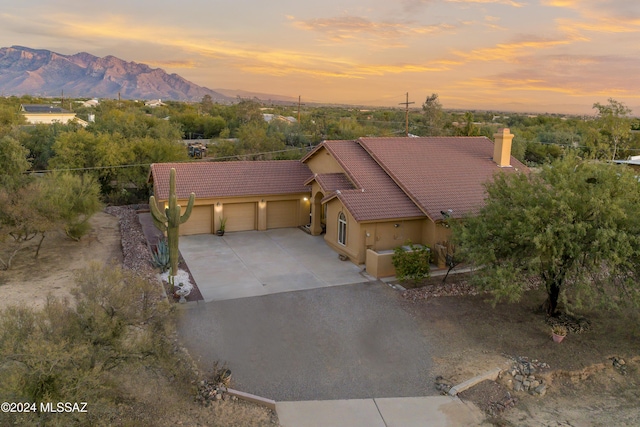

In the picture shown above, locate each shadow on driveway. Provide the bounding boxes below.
[177,282,436,402]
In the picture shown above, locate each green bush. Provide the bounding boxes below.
[392,242,431,283]
[0,263,178,426]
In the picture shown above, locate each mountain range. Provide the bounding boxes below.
[0,46,232,102]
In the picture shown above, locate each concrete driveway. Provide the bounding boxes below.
[177,282,436,402]
[179,228,368,301]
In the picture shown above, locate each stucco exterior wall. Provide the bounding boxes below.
[323,199,365,263]
[23,113,78,125]
[362,219,425,252]
[304,147,345,174]
[422,218,452,249]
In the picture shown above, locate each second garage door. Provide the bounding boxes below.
[224,203,257,232]
[181,205,212,235]
[267,200,298,229]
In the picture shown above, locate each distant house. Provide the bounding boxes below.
[145,99,166,108]
[81,99,100,108]
[613,155,640,172]
[150,129,527,278]
[263,114,297,124]
[20,104,88,127]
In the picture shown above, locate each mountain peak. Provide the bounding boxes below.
[0,46,231,102]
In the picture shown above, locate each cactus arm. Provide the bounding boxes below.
[149,195,168,233]
[180,193,196,224]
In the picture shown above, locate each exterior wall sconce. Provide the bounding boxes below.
[303,197,308,201]
[261,199,265,203]
[394,223,400,228]
[216,202,221,207]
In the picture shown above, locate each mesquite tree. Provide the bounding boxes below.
[149,168,195,277]
[455,157,640,316]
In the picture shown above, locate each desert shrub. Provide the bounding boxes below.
[151,238,170,272]
[0,263,177,426]
[392,242,431,283]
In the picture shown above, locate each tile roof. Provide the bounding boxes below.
[314,141,425,221]
[305,173,356,193]
[150,161,311,200]
[358,136,528,220]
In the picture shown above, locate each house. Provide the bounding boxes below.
[150,129,527,277]
[81,99,100,108]
[20,104,88,127]
[145,99,167,108]
[613,155,640,172]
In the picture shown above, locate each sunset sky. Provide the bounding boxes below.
[1,0,639,114]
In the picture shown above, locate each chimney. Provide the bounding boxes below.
[493,128,514,167]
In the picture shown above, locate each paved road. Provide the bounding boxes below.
[177,282,436,402]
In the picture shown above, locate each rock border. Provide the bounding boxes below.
[448,367,502,396]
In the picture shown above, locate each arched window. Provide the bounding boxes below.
[338,212,347,246]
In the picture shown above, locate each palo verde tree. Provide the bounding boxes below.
[454,156,640,316]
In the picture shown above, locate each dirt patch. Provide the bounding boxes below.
[0,210,278,426]
[398,274,640,426]
[0,212,122,310]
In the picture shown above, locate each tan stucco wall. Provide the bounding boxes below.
[323,199,366,264]
[362,219,425,252]
[23,113,78,125]
[304,147,345,174]
[365,249,396,279]
[422,218,452,250]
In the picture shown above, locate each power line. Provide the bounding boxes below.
[25,147,311,174]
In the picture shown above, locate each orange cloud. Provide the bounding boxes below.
[557,17,640,34]
[145,60,197,69]
[447,0,525,7]
[463,53,640,99]
[290,16,459,45]
[541,0,581,7]
[451,35,581,63]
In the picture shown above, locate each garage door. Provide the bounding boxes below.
[224,203,256,232]
[181,205,212,235]
[267,200,298,229]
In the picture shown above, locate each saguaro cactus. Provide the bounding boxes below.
[149,168,195,277]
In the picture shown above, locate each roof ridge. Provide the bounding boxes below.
[356,138,431,220]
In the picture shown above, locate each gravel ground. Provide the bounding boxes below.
[105,205,204,302]
[104,205,158,283]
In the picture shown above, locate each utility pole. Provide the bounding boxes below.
[297,95,305,123]
[399,92,414,137]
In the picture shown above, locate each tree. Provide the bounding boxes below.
[0,264,173,423]
[0,135,31,189]
[455,157,640,316]
[422,93,446,136]
[0,184,57,269]
[591,98,633,160]
[38,172,103,240]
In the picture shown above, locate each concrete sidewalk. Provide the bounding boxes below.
[276,396,485,427]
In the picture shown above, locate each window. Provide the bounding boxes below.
[338,212,347,246]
